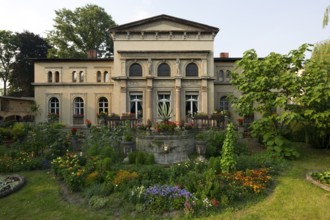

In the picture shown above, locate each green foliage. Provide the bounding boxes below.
[128,151,155,165]
[236,151,288,174]
[47,4,116,58]
[0,30,18,95]
[263,134,300,160]
[122,120,133,141]
[232,43,330,149]
[311,171,330,185]
[0,151,43,172]
[11,123,27,141]
[158,103,174,122]
[9,31,49,96]
[220,123,237,173]
[202,129,226,158]
[83,125,124,162]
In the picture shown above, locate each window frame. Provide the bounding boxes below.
[186,63,198,77]
[157,63,171,77]
[129,63,143,77]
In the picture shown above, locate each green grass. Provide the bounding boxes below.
[0,171,111,220]
[1,144,330,219]
[204,144,330,220]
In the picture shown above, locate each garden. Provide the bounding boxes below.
[0,116,323,219]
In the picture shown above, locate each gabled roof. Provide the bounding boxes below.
[110,14,219,33]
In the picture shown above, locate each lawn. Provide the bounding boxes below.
[0,144,330,220]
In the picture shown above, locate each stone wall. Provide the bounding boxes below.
[136,134,194,164]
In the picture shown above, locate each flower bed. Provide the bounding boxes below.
[0,175,25,198]
[306,171,330,192]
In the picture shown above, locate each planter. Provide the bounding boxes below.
[121,141,135,156]
[306,172,330,192]
[195,140,207,156]
[0,175,26,198]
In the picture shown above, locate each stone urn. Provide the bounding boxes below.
[121,140,135,156]
[195,140,207,161]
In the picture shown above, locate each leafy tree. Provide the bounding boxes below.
[9,31,49,97]
[0,30,18,96]
[232,44,330,149]
[47,4,116,58]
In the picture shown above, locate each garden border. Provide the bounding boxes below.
[0,175,26,198]
[306,172,330,192]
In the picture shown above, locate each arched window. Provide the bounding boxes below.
[104,71,109,82]
[219,96,230,111]
[72,71,77,82]
[49,97,59,114]
[186,63,198,77]
[48,71,52,83]
[55,71,60,82]
[226,70,231,82]
[158,63,171,77]
[218,70,224,82]
[73,97,84,116]
[97,71,101,82]
[79,71,84,82]
[129,63,142,77]
[98,97,108,114]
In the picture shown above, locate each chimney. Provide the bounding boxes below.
[220,52,229,58]
[87,49,97,59]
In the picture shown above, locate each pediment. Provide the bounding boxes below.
[110,14,219,33]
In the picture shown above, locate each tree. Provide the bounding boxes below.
[47,4,116,58]
[0,30,18,96]
[9,31,49,97]
[231,44,330,150]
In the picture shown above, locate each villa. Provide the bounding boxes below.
[33,14,241,126]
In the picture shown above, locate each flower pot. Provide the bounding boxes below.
[121,141,135,155]
[195,140,207,156]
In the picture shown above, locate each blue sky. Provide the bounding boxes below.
[0,0,329,58]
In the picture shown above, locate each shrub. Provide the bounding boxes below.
[143,185,194,213]
[203,129,226,158]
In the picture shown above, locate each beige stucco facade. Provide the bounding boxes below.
[33,15,239,127]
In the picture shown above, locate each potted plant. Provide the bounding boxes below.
[85,119,92,128]
[71,127,77,135]
[194,112,208,119]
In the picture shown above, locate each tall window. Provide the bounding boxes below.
[129,63,142,77]
[186,94,198,117]
[219,96,230,111]
[97,71,102,82]
[158,93,171,117]
[49,97,59,114]
[48,71,52,82]
[186,63,198,77]
[79,71,84,82]
[218,70,224,82]
[55,71,60,82]
[157,63,170,77]
[98,97,108,114]
[73,97,84,116]
[225,70,231,82]
[104,71,109,82]
[130,94,143,119]
[72,71,77,82]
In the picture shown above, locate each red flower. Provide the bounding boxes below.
[211,198,219,207]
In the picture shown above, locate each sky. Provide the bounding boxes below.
[0,0,329,58]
